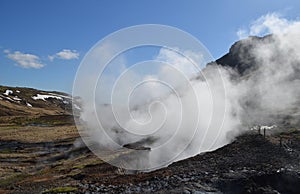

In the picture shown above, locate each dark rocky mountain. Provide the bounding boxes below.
[216,35,275,76]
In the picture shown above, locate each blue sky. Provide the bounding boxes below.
[0,0,299,93]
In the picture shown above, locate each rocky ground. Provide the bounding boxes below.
[73,132,300,194]
[0,114,299,194]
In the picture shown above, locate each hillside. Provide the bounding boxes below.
[0,85,83,127]
[0,85,75,116]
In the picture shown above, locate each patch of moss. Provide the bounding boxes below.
[85,159,104,167]
[280,128,299,136]
[0,148,13,154]
[42,187,78,193]
[0,173,29,187]
[66,170,81,177]
[72,159,104,169]
[0,125,21,130]
[9,115,74,126]
[72,164,85,169]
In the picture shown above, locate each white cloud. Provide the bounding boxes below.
[236,29,248,39]
[48,55,55,61]
[3,49,10,54]
[49,49,79,61]
[237,12,300,39]
[156,48,191,75]
[6,51,45,69]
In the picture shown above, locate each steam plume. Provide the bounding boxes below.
[74,16,300,171]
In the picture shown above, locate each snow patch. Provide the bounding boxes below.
[73,104,81,110]
[5,97,13,101]
[26,102,32,107]
[260,125,277,130]
[3,90,13,95]
[13,96,22,101]
[49,93,71,99]
[16,90,20,93]
[32,94,63,101]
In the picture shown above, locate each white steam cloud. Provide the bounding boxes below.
[75,18,300,171]
[234,13,300,128]
[237,12,300,39]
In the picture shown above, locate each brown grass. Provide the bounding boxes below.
[0,125,78,143]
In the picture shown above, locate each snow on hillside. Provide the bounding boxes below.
[5,97,13,101]
[0,86,80,115]
[32,94,63,101]
[13,97,22,101]
[48,93,72,99]
[3,90,13,95]
[73,104,81,110]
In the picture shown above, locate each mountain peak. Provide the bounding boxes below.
[216,35,275,76]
